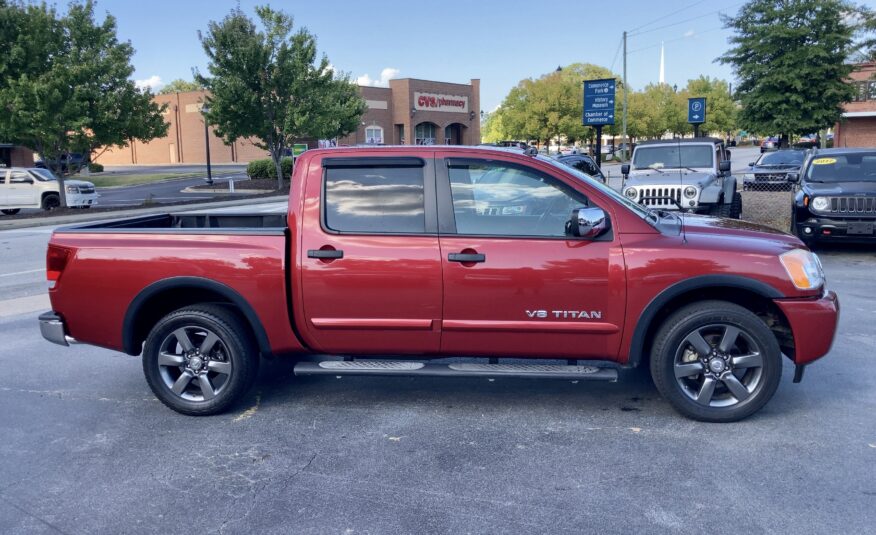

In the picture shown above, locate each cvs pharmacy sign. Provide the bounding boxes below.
[414,92,469,113]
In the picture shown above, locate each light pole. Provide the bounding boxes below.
[201,105,213,185]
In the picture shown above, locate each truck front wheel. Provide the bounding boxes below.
[650,300,781,422]
[142,305,259,416]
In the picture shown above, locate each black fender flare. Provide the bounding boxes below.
[626,274,784,367]
[122,276,272,357]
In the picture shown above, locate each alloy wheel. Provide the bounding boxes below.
[157,326,233,402]
[673,323,764,408]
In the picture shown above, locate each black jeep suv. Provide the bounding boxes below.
[791,148,876,244]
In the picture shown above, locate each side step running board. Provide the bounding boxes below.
[294,360,618,381]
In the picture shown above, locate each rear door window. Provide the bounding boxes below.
[324,164,427,233]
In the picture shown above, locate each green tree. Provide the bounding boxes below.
[490,63,622,151]
[158,78,203,94]
[719,0,858,146]
[0,0,167,206]
[197,6,365,189]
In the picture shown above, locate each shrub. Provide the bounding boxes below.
[246,157,294,180]
[87,162,104,173]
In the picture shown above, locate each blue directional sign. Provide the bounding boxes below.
[688,97,706,124]
[583,79,616,126]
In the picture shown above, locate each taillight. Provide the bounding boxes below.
[46,244,72,289]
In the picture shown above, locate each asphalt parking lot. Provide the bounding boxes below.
[0,206,874,534]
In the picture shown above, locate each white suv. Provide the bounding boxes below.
[0,167,98,214]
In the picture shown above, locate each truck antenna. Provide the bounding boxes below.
[676,137,687,243]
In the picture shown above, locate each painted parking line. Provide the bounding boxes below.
[0,269,45,278]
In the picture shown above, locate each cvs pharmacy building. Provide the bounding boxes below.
[340,78,481,146]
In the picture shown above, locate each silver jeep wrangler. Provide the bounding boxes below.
[621,138,742,218]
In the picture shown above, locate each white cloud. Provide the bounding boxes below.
[135,75,163,91]
[683,29,695,37]
[356,67,400,87]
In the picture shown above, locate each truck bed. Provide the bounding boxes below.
[56,212,286,234]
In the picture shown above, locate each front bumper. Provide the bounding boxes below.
[774,290,839,365]
[795,217,876,242]
[66,193,99,207]
[39,311,75,347]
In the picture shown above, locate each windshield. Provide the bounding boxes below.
[806,152,876,182]
[30,168,58,181]
[538,156,652,220]
[632,145,713,170]
[757,150,804,166]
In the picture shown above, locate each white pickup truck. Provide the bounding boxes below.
[0,167,99,214]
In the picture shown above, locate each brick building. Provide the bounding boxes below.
[834,62,876,148]
[339,78,481,146]
[95,77,481,165]
[95,90,270,165]
[0,144,34,168]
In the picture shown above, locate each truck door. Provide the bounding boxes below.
[7,170,37,207]
[298,154,443,355]
[435,154,625,359]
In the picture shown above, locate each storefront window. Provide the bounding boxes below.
[415,123,436,145]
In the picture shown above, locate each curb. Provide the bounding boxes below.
[179,186,269,194]
[0,195,287,231]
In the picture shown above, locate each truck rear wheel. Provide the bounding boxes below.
[650,300,781,422]
[142,305,259,416]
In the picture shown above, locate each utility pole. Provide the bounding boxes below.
[622,30,628,162]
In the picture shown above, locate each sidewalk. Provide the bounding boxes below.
[0,194,287,231]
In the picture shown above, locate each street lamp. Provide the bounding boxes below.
[201,104,213,186]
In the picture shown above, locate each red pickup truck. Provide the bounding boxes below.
[40,146,839,422]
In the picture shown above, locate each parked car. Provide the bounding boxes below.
[0,167,98,214]
[554,154,606,183]
[40,145,838,422]
[760,137,779,153]
[742,149,806,190]
[34,153,87,173]
[790,148,876,245]
[621,138,741,218]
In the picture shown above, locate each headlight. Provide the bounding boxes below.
[624,187,638,199]
[741,173,755,181]
[779,249,824,290]
[811,196,830,212]
[683,186,697,198]
[66,185,80,194]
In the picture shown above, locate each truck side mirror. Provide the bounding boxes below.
[621,164,630,177]
[567,207,608,239]
[786,172,799,183]
[719,160,731,174]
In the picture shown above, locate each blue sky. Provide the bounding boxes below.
[97,0,874,111]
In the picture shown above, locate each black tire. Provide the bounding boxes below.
[650,300,782,422]
[142,304,259,416]
[729,191,742,219]
[1,209,20,215]
[42,193,60,211]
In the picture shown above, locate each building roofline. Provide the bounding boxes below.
[385,78,477,88]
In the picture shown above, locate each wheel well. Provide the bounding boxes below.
[123,281,271,358]
[636,287,794,367]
